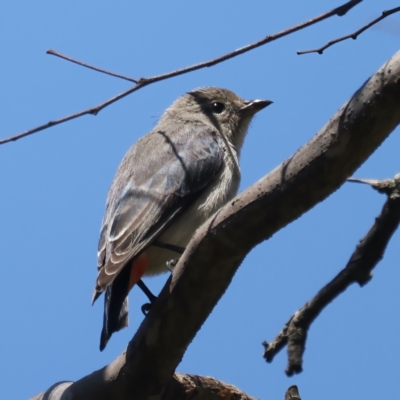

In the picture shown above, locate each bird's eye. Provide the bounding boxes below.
[210,101,225,114]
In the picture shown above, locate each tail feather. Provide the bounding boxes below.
[99,265,130,351]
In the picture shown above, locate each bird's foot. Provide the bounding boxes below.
[141,295,157,316]
[141,303,153,315]
[166,257,179,271]
[137,279,157,316]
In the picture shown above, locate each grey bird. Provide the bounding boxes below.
[92,87,272,350]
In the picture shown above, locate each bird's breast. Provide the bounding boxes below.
[144,162,240,276]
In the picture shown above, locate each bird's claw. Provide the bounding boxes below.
[166,257,179,271]
[141,302,153,316]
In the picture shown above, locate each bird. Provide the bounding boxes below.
[92,87,272,351]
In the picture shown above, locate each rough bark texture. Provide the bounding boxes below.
[162,373,259,400]
[32,50,400,400]
[285,385,301,400]
[30,374,258,400]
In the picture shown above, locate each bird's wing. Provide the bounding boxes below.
[95,124,224,291]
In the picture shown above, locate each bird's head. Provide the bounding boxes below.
[160,87,272,152]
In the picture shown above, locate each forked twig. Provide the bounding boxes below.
[298,6,400,55]
[47,49,139,83]
[1,0,362,146]
[263,174,400,375]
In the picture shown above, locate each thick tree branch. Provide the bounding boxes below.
[31,50,400,400]
[162,373,258,400]
[30,373,258,400]
[263,174,400,375]
[2,0,361,146]
[298,6,400,55]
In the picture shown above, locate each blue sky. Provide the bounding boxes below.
[2,1,400,399]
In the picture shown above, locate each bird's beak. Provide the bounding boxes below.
[238,99,273,115]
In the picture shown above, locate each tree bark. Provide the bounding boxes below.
[30,373,258,400]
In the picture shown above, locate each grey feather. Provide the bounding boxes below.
[99,124,224,281]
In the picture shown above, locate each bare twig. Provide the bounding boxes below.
[47,49,139,83]
[348,174,400,196]
[263,174,400,375]
[1,0,362,146]
[298,6,400,55]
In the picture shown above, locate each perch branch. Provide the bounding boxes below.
[30,373,258,400]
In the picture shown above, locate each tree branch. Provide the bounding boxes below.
[31,49,400,400]
[263,174,400,375]
[298,6,400,55]
[162,373,258,400]
[2,0,362,146]
[30,373,258,400]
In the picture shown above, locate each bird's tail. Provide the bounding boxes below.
[99,265,131,351]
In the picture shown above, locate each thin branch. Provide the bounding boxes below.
[348,174,400,196]
[30,49,400,400]
[47,49,139,83]
[1,0,362,146]
[263,174,400,376]
[0,83,149,145]
[298,6,400,55]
